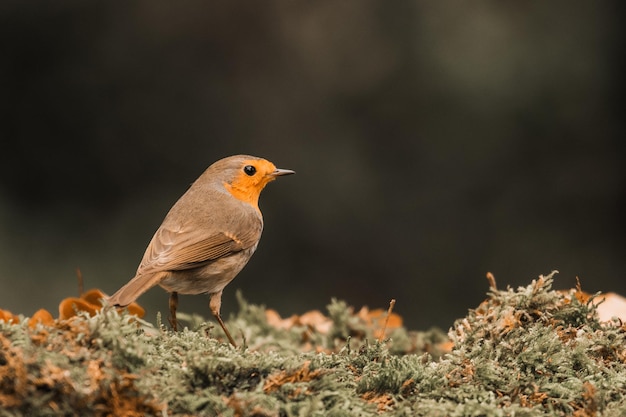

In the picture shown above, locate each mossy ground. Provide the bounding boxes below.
[1,271,626,416]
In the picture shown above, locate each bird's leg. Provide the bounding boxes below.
[209,290,237,347]
[169,291,179,331]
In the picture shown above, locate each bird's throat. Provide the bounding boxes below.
[223,181,262,210]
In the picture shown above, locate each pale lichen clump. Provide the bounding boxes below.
[1,271,625,416]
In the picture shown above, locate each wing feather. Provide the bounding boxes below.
[136,222,261,275]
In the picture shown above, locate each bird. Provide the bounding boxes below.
[108,155,294,346]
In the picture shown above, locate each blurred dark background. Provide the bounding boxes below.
[1,1,624,330]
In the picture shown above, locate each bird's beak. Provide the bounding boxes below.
[271,168,295,177]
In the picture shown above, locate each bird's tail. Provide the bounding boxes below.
[108,272,167,307]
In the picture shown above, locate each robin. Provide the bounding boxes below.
[108,155,294,346]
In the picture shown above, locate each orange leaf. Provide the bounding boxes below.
[58,288,145,320]
[0,308,19,324]
[59,297,99,320]
[28,309,55,328]
[124,303,146,319]
[265,309,297,330]
[81,289,107,307]
[298,310,333,334]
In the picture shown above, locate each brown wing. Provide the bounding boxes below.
[136,223,261,275]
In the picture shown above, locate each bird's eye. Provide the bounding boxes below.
[243,165,256,176]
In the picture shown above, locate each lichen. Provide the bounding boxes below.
[1,271,625,416]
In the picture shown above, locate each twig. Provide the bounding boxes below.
[76,268,84,296]
[486,272,497,290]
[379,299,396,342]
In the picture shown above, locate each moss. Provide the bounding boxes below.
[1,271,626,416]
[0,312,163,416]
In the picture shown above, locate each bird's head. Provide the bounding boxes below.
[209,155,295,209]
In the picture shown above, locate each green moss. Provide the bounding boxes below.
[1,271,625,416]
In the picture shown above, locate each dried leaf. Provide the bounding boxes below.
[28,309,55,328]
[59,297,99,320]
[0,308,19,325]
[595,292,626,323]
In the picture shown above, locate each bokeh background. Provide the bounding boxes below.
[1,1,624,330]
